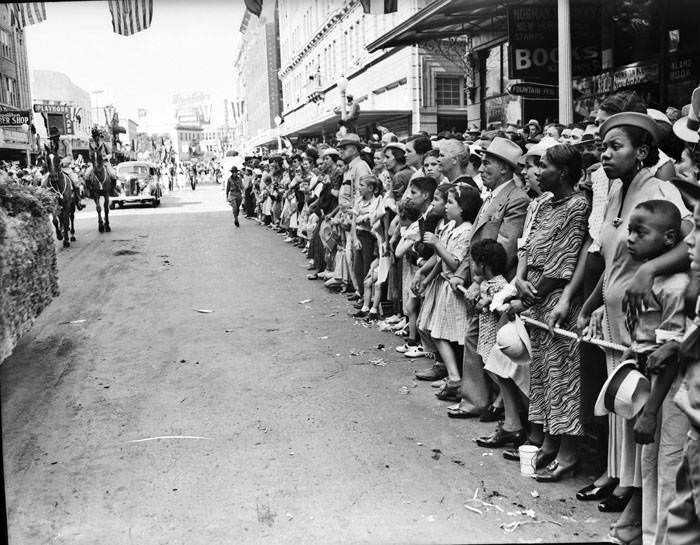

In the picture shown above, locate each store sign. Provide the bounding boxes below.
[613,62,659,90]
[667,55,696,84]
[33,103,71,114]
[508,3,602,82]
[0,110,31,127]
[507,82,558,100]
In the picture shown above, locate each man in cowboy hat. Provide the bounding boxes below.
[225,166,244,227]
[338,133,371,202]
[47,126,87,209]
[438,137,529,420]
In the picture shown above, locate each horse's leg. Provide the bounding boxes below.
[104,195,111,232]
[62,208,70,247]
[52,214,62,240]
[70,203,76,241]
[95,197,104,233]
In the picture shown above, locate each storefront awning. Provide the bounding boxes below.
[282,109,412,139]
[366,0,522,52]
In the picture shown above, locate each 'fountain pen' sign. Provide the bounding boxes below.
[507,82,558,100]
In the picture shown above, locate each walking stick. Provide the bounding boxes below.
[447,278,628,353]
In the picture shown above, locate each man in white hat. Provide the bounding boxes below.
[444,137,530,418]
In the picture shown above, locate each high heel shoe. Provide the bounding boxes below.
[533,449,557,471]
[598,489,634,513]
[576,478,619,501]
[533,459,579,482]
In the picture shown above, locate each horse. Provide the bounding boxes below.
[84,141,115,233]
[44,148,75,247]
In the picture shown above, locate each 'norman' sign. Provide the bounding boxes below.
[508,3,601,82]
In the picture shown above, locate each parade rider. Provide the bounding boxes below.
[48,126,85,209]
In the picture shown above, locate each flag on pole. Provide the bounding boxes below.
[360,0,397,14]
[244,0,262,17]
[108,0,153,36]
[137,108,148,118]
[11,3,47,29]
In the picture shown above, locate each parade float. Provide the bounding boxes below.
[0,178,59,362]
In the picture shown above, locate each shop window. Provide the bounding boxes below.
[436,77,461,106]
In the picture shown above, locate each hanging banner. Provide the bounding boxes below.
[613,62,659,90]
[507,2,602,82]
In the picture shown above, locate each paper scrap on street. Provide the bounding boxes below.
[298,298,312,304]
[60,319,86,324]
[193,308,213,313]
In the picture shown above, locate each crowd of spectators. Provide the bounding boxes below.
[224,87,700,545]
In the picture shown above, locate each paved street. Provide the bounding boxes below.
[3,185,613,544]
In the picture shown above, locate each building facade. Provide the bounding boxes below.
[275,0,465,145]
[0,5,33,160]
[368,0,700,129]
[30,69,94,156]
[233,7,283,150]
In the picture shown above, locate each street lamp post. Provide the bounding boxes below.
[274,115,282,153]
[337,75,348,123]
[21,123,30,167]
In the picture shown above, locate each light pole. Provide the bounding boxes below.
[337,75,348,123]
[274,115,282,153]
[21,123,30,166]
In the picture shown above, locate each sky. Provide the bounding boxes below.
[25,0,245,135]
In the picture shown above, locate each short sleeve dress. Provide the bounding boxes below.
[599,167,691,487]
[427,220,473,344]
[524,192,590,436]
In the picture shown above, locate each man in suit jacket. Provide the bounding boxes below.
[443,137,529,417]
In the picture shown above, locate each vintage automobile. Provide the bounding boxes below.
[110,161,163,208]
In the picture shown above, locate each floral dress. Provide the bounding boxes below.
[524,192,589,436]
[428,220,473,344]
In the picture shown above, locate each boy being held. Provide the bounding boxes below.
[590,199,690,545]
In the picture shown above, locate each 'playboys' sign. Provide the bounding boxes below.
[508,3,601,82]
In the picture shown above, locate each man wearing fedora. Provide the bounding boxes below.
[225,166,244,227]
[443,137,529,419]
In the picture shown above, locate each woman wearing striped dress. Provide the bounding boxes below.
[508,144,590,482]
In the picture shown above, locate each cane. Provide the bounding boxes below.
[446,276,628,353]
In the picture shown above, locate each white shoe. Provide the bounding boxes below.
[395,343,411,353]
[390,318,407,331]
[385,314,402,324]
[432,378,448,388]
[284,236,294,243]
[404,345,425,358]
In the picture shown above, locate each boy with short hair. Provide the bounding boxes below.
[610,199,690,545]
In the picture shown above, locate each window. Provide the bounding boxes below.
[0,29,12,60]
[436,77,462,106]
[5,76,16,107]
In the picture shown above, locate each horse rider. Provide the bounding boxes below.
[48,126,85,209]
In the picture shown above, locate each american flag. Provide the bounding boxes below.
[11,3,46,29]
[360,0,398,14]
[108,0,153,36]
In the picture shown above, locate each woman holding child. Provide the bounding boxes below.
[578,112,692,545]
